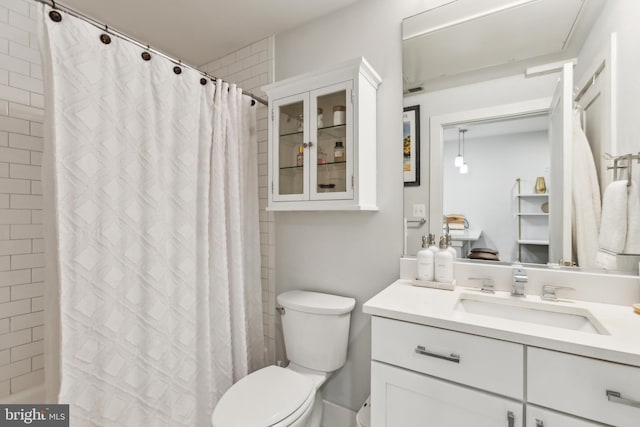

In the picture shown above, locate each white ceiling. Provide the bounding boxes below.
[60,0,360,66]
[443,114,549,142]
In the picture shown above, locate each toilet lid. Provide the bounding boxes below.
[212,366,314,427]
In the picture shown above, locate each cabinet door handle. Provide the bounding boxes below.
[535,419,544,427]
[606,390,640,408]
[507,411,515,427]
[308,141,313,147]
[302,142,308,148]
[414,345,460,363]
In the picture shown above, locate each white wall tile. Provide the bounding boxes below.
[10,310,41,331]
[7,10,35,35]
[10,224,41,238]
[0,22,28,46]
[31,238,42,253]
[9,41,39,64]
[0,348,8,365]
[10,368,43,393]
[0,286,9,302]
[31,151,42,165]
[10,339,42,362]
[30,295,42,311]
[30,209,40,224]
[0,6,8,23]
[0,208,31,224]
[0,357,29,381]
[0,162,7,178]
[9,163,39,179]
[0,268,30,287]
[0,328,30,351]
[30,267,41,283]
[0,178,30,193]
[0,146,29,163]
[0,318,7,334]
[10,281,42,300]
[0,256,8,271]
[0,379,8,397]
[0,298,29,320]
[9,194,41,209]
[0,239,30,256]
[8,72,42,94]
[10,253,43,269]
[8,133,42,150]
[0,0,29,17]
[31,354,42,370]
[0,83,29,104]
[0,115,29,134]
[29,122,41,137]
[31,325,42,341]
[8,102,43,121]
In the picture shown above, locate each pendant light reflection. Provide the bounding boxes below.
[459,128,468,174]
[454,127,464,168]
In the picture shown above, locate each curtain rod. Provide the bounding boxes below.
[33,0,268,106]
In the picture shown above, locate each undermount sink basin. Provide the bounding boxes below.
[455,293,609,335]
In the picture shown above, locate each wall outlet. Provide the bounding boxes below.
[412,204,426,218]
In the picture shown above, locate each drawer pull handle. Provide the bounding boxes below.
[606,390,640,408]
[414,345,460,363]
[507,411,515,427]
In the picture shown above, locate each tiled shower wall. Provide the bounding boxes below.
[201,36,276,365]
[0,0,45,398]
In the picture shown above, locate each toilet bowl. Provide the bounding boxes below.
[211,291,356,427]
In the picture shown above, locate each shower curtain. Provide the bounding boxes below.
[39,4,263,426]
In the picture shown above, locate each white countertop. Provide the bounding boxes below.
[363,279,640,367]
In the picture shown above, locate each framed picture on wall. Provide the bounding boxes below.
[403,105,420,186]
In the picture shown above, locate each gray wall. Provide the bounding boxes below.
[273,0,425,411]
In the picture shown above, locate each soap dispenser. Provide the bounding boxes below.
[445,234,457,259]
[416,235,434,281]
[427,233,439,257]
[435,236,454,283]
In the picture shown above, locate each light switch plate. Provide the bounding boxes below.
[413,204,426,218]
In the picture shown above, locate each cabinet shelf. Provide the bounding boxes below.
[280,161,347,171]
[517,213,549,217]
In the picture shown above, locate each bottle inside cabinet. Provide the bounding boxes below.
[316,89,347,194]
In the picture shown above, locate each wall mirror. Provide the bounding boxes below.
[402,0,640,275]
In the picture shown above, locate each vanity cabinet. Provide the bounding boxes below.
[371,317,524,427]
[263,57,381,211]
[528,347,640,427]
[370,316,640,427]
[372,361,523,427]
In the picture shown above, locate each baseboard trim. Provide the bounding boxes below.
[321,399,357,427]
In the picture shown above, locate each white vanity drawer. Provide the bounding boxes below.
[528,347,640,427]
[371,316,524,398]
[527,405,601,426]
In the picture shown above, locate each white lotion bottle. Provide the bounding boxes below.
[427,233,439,257]
[416,235,435,281]
[445,234,457,259]
[435,236,454,283]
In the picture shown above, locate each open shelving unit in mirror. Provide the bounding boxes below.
[515,178,549,264]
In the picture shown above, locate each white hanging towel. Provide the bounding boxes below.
[596,180,640,269]
[571,110,601,268]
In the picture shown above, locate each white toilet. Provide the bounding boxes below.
[211,290,356,427]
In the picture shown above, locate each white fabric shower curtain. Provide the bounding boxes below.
[39,4,263,426]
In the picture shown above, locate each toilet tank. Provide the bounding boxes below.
[277,290,356,372]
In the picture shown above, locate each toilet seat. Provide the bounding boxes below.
[211,366,315,427]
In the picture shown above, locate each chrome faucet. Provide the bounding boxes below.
[541,284,574,301]
[511,267,527,297]
[468,277,495,294]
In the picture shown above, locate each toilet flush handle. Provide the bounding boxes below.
[276,306,285,315]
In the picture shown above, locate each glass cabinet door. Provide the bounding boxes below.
[310,81,353,200]
[273,93,309,201]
